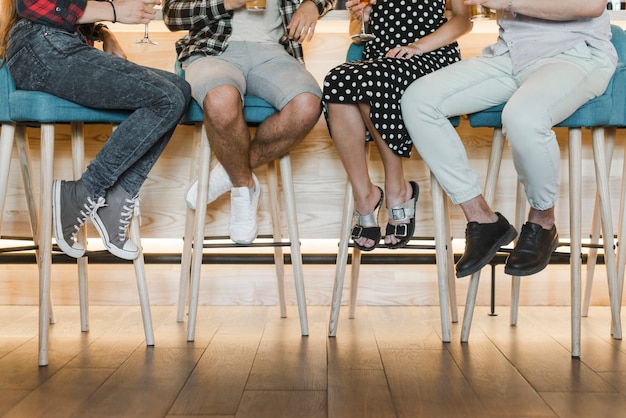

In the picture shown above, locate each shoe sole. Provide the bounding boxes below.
[91,211,139,261]
[52,180,85,258]
[455,225,518,278]
[504,239,559,277]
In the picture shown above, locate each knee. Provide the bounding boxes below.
[203,85,242,122]
[401,80,437,120]
[501,103,551,143]
[287,93,322,122]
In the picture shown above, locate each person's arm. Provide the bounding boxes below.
[464,0,606,20]
[387,0,472,59]
[162,0,233,32]
[77,0,158,25]
[17,0,88,30]
[285,0,334,43]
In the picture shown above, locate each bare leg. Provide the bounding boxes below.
[327,101,380,249]
[361,107,412,246]
[528,207,555,229]
[250,93,321,169]
[203,85,254,188]
[204,89,321,188]
[459,195,498,224]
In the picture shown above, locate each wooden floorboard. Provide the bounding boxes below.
[1,305,626,417]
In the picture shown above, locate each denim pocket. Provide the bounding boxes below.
[6,45,50,91]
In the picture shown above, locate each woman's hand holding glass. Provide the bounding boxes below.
[347,0,377,42]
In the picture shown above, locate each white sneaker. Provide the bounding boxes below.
[229,174,261,244]
[185,161,234,210]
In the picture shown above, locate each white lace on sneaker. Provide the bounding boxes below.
[91,186,140,261]
[185,161,234,210]
[229,175,261,244]
[53,179,105,258]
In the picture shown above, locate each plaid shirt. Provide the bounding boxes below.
[17,0,87,31]
[163,0,333,64]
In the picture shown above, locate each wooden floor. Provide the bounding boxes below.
[1,304,626,417]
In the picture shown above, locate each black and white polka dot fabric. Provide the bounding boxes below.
[323,0,461,158]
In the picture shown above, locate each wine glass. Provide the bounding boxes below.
[136,4,160,45]
[350,0,376,42]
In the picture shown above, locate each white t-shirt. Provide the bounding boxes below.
[230,0,284,45]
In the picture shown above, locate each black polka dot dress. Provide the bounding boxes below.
[323,0,461,158]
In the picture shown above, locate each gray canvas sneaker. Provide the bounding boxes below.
[91,184,140,260]
[53,179,105,258]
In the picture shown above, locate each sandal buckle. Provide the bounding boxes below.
[393,224,409,238]
[352,225,363,239]
[392,207,407,221]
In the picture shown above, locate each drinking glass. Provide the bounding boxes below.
[469,5,493,20]
[246,0,266,11]
[136,4,160,45]
[350,0,376,42]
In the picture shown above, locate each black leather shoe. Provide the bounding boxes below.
[456,212,518,278]
[505,222,558,276]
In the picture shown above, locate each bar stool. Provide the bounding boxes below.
[463,26,626,357]
[177,92,309,342]
[327,42,459,342]
[0,65,38,261]
[5,64,155,366]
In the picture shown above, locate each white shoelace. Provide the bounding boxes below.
[71,196,105,240]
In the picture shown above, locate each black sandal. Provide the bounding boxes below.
[351,186,384,252]
[385,181,419,249]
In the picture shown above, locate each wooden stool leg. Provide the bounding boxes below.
[267,159,287,318]
[583,132,615,316]
[38,123,55,367]
[431,174,451,343]
[510,182,526,325]
[591,127,621,340]
[130,216,155,346]
[0,123,15,232]
[329,180,354,337]
[617,130,626,318]
[187,129,210,342]
[443,195,458,323]
[461,128,505,343]
[279,154,309,336]
[178,123,203,322]
[569,128,583,358]
[71,122,89,332]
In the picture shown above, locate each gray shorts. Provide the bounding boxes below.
[183,41,321,111]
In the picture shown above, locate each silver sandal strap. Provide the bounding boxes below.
[388,198,416,222]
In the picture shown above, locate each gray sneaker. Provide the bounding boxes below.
[53,179,105,258]
[91,184,140,260]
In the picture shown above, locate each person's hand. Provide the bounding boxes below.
[385,44,423,59]
[346,0,376,23]
[285,0,319,43]
[114,0,160,25]
[101,29,128,59]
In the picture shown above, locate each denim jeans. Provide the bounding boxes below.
[402,43,615,210]
[6,19,191,197]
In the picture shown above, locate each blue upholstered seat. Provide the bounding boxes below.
[2,64,131,124]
